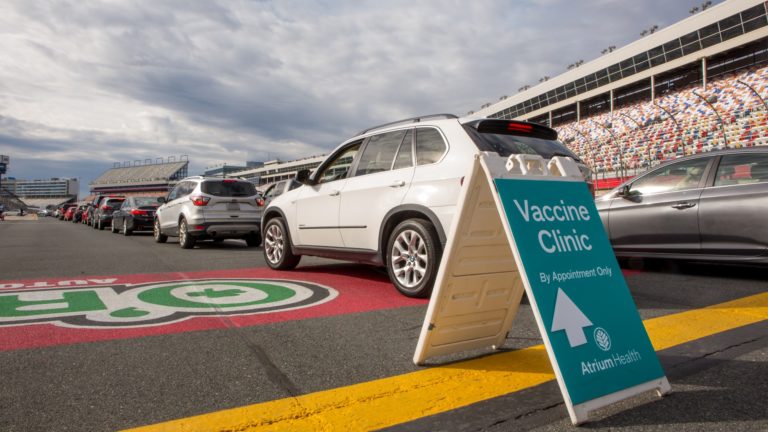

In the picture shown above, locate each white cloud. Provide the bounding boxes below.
[0,0,719,193]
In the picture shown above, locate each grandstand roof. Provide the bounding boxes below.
[91,161,188,187]
[474,0,768,120]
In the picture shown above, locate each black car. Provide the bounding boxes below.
[596,147,768,264]
[93,197,126,230]
[111,196,162,235]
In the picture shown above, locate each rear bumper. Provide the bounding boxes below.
[187,221,261,238]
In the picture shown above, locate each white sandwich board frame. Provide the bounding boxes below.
[414,152,670,425]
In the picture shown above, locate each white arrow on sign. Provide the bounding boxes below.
[550,288,593,347]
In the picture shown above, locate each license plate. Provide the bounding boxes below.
[227,203,240,211]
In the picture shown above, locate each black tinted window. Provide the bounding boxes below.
[105,199,124,207]
[416,128,447,165]
[134,197,160,207]
[466,125,579,161]
[201,180,256,197]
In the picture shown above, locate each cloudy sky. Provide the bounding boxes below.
[0,0,722,197]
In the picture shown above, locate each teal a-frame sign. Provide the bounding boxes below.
[414,153,670,424]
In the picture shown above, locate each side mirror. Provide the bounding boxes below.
[617,184,631,197]
[296,169,313,185]
[157,197,166,204]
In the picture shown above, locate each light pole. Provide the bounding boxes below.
[736,79,768,111]
[692,90,729,149]
[653,100,684,158]
[568,126,599,184]
[615,113,653,168]
[589,119,625,181]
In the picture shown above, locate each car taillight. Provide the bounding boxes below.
[131,209,149,216]
[101,205,112,211]
[190,196,211,206]
[256,197,265,207]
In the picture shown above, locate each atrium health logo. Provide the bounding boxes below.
[0,279,337,328]
[593,327,612,351]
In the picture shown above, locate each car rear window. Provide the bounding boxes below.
[201,180,256,197]
[464,119,581,161]
[105,199,125,207]
[134,197,160,207]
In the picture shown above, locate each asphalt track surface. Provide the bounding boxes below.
[0,217,766,431]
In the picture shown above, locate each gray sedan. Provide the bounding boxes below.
[596,147,768,264]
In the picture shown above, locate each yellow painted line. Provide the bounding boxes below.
[125,292,768,432]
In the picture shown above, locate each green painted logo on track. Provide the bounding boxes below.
[0,279,337,328]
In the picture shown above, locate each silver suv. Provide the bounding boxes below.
[154,177,263,249]
[262,114,590,297]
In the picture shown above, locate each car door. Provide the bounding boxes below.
[158,182,188,231]
[295,142,361,248]
[698,151,768,257]
[606,156,713,254]
[339,129,414,250]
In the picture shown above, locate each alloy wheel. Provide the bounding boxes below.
[390,229,428,289]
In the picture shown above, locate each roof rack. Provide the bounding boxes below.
[355,113,458,136]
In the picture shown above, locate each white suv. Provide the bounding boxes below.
[154,177,263,249]
[262,114,589,297]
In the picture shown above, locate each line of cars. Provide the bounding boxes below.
[54,177,268,248]
[48,113,765,298]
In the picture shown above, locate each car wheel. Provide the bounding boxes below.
[123,219,133,236]
[386,219,442,298]
[110,219,118,233]
[263,218,300,269]
[179,218,196,249]
[245,232,262,248]
[153,219,168,243]
[98,219,105,230]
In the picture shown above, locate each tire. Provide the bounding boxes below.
[123,219,133,236]
[153,218,168,243]
[263,218,300,269]
[110,219,118,233]
[98,219,105,230]
[178,218,196,249]
[386,219,442,298]
[245,232,262,247]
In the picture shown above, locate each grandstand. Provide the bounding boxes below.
[90,157,189,196]
[473,0,768,189]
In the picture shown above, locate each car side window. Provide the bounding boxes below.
[630,157,710,195]
[168,184,183,201]
[415,128,447,165]
[714,153,768,186]
[317,143,362,184]
[354,130,407,176]
[179,181,194,198]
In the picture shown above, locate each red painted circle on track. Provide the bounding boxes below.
[0,266,426,352]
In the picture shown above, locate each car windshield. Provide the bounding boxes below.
[201,180,256,197]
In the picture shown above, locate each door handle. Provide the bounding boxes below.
[389,180,406,188]
[329,190,340,196]
[671,202,696,209]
